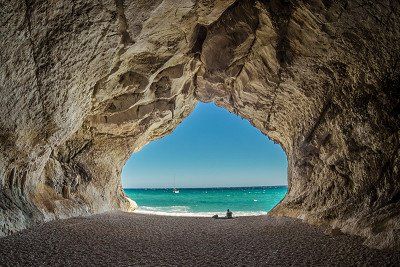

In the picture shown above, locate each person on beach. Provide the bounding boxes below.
[226,209,233,219]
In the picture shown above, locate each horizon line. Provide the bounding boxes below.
[123,185,288,190]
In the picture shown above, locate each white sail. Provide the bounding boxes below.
[173,175,179,193]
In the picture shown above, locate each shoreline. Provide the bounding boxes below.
[133,208,269,217]
[1,212,399,266]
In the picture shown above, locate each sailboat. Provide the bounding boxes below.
[172,175,180,194]
[173,188,180,194]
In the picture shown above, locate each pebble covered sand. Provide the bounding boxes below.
[0,212,399,266]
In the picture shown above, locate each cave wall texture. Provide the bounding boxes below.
[0,0,399,249]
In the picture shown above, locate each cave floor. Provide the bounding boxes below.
[0,212,399,266]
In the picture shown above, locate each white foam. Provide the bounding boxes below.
[134,206,268,217]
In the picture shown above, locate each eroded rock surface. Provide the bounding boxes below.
[0,0,399,249]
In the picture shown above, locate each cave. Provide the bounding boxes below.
[0,0,399,252]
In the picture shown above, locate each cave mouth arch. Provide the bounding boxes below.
[121,102,288,216]
[0,0,398,250]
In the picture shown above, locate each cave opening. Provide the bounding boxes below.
[121,102,288,216]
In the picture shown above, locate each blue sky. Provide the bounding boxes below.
[122,102,287,188]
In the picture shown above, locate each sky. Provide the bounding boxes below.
[122,102,288,188]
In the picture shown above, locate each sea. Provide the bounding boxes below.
[124,186,287,217]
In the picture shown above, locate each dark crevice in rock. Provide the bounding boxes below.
[267,0,296,67]
[380,55,400,123]
[322,0,333,9]
[265,95,277,129]
[73,162,92,183]
[262,0,296,129]
[7,168,16,191]
[68,140,93,162]
[56,139,93,165]
[0,15,13,28]
[189,24,208,55]
[114,0,134,45]
[264,67,286,130]
[304,98,332,143]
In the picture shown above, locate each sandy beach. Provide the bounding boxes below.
[0,212,399,266]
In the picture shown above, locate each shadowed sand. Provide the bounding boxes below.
[0,212,399,266]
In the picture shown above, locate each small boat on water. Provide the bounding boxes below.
[172,175,180,194]
[173,188,180,194]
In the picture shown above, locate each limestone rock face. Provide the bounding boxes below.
[0,0,399,249]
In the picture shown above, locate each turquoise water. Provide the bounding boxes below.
[124,186,287,217]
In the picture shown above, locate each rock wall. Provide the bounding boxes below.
[0,0,399,249]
